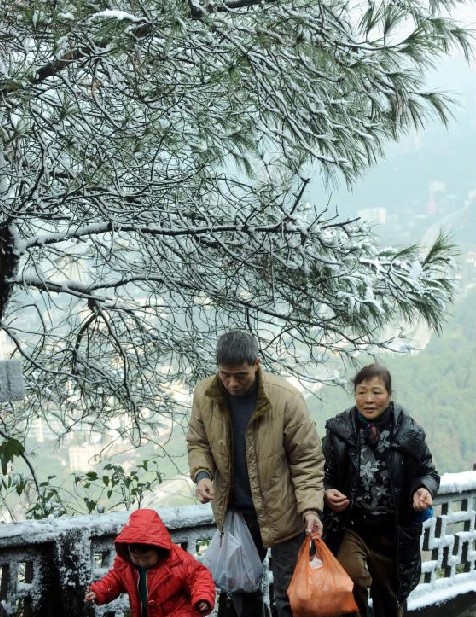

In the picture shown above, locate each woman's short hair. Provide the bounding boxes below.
[352,364,392,394]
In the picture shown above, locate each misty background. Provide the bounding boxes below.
[308,46,476,475]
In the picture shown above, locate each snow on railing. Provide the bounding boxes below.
[407,470,476,612]
[0,504,216,617]
[0,471,475,616]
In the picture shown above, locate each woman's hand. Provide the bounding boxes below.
[413,487,433,512]
[84,591,96,603]
[324,489,350,513]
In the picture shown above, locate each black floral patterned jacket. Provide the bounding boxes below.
[322,402,440,601]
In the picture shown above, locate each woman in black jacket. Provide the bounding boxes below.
[323,364,439,617]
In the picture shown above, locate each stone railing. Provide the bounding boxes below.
[0,504,217,617]
[1,471,475,617]
[407,470,476,614]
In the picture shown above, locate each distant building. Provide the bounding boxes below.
[356,207,387,225]
[427,192,437,215]
[466,251,476,267]
[29,417,69,443]
[69,442,103,472]
[0,330,14,357]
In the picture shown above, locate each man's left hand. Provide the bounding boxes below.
[304,512,323,538]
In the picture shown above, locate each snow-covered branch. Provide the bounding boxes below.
[0,0,471,517]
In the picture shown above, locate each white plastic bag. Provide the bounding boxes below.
[202,511,263,593]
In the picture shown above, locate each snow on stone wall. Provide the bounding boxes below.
[1,474,475,615]
[408,471,476,611]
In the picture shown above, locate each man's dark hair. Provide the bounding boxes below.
[352,363,392,394]
[216,330,259,366]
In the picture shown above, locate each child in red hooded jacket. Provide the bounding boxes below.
[85,508,216,617]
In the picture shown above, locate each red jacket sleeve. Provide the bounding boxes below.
[89,556,128,605]
[182,551,216,610]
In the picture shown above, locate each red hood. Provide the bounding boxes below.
[114,509,173,561]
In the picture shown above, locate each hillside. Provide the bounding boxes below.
[310,285,476,474]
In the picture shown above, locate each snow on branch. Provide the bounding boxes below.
[0,0,472,516]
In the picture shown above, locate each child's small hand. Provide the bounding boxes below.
[194,600,211,615]
[84,590,96,603]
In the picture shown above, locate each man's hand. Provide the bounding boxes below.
[304,511,323,538]
[324,488,350,513]
[413,487,432,512]
[196,477,215,503]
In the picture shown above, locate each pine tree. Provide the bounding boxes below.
[0,0,473,516]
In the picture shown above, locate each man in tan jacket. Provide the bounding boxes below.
[187,330,324,617]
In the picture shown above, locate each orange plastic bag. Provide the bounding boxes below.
[288,536,358,617]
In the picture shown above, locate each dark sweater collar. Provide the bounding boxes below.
[228,379,258,401]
